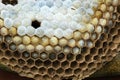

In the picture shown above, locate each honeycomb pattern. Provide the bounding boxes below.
[0,0,120,80]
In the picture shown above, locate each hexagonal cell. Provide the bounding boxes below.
[31,66,38,73]
[76,54,84,62]
[79,62,87,70]
[18,59,26,66]
[81,47,89,56]
[90,48,98,56]
[88,62,97,69]
[70,61,78,69]
[27,59,34,67]
[22,66,30,73]
[74,68,82,76]
[40,52,48,60]
[57,53,65,61]
[52,60,60,69]
[9,43,17,51]
[48,68,55,76]
[56,68,64,75]
[34,74,42,80]
[13,65,22,73]
[9,58,17,66]
[13,51,21,58]
[35,59,43,67]
[43,75,50,80]
[1,42,8,50]
[5,50,12,58]
[39,67,46,75]
[85,55,92,62]
[66,53,74,61]
[2,0,18,5]
[44,60,52,67]
[4,35,12,43]
[61,61,69,69]
[65,68,73,76]
[1,57,8,64]
[31,52,39,59]
[22,51,30,59]
[53,75,60,80]
[49,53,56,61]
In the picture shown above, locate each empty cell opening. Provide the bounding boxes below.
[56,68,64,74]
[18,59,25,65]
[65,68,72,75]
[61,61,69,68]
[43,75,50,80]
[99,34,106,41]
[32,20,41,29]
[103,42,108,48]
[93,55,100,61]
[5,50,12,57]
[110,28,117,35]
[58,53,65,61]
[13,51,21,58]
[2,0,18,5]
[39,67,46,74]
[1,58,8,63]
[48,68,55,75]
[22,51,30,59]
[76,54,83,61]
[104,26,109,33]
[31,67,38,72]
[27,59,34,66]
[90,48,97,55]
[74,68,81,75]
[44,60,51,67]
[67,53,74,61]
[81,47,88,54]
[22,66,29,71]
[79,62,87,68]
[88,62,96,69]
[70,61,78,68]
[53,60,60,68]
[1,42,8,50]
[35,59,43,67]
[53,75,60,80]
[34,75,42,80]
[98,48,103,55]
[13,65,21,72]
[9,58,16,64]
[49,53,56,60]
[95,40,102,48]
[85,55,92,62]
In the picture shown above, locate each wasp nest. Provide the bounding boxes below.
[0,0,120,80]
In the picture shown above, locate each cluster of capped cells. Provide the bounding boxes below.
[0,0,120,80]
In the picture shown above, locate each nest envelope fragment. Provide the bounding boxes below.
[0,0,120,80]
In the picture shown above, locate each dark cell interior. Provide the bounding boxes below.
[32,20,41,29]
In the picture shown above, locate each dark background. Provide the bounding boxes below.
[0,69,119,80]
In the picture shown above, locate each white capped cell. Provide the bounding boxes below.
[4,18,13,28]
[26,26,35,36]
[21,18,32,26]
[54,28,64,38]
[17,26,27,36]
[45,29,54,38]
[78,39,85,47]
[35,27,45,37]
